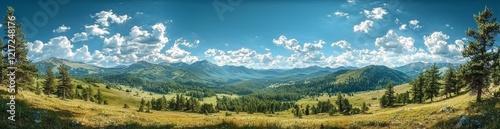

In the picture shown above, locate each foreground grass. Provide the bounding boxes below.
[0,82,498,129]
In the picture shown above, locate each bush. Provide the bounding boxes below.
[225,112,232,116]
[123,104,129,108]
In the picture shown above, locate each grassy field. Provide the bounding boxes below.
[1,81,499,128]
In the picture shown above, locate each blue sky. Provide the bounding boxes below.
[1,0,499,69]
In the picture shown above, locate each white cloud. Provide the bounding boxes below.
[347,0,355,3]
[399,24,407,30]
[164,39,199,63]
[334,11,349,18]
[409,20,422,29]
[58,22,195,67]
[204,49,218,57]
[53,25,71,33]
[272,35,302,52]
[353,20,374,33]
[92,10,132,27]
[85,24,110,36]
[0,24,2,28]
[175,38,200,48]
[27,36,93,62]
[272,35,325,53]
[302,40,325,52]
[363,7,388,20]
[331,40,352,51]
[70,32,89,42]
[74,45,93,62]
[375,30,415,53]
[423,31,463,57]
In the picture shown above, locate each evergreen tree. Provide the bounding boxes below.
[462,7,500,102]
[424,64,441,102]
[361,102,369,113]
[380,95,388,108]
[311,105,317,114]
[3,6,38,94]
[443,67,457,98]
[382,82,395,107]
[411,73,425,103]
[293,104,302,118]
[145,101,151,113]
[335,94,344,112]
[95,89,103,104]
[305,104,310,115]
[43,66,56,95]
[138,98,145,112]
[456,65,467,95]
[57,65,73,100]
[491,48,500,85]
[340,98,352,115]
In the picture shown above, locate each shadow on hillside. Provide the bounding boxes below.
[430,97,500,129]
[0,89,78,129]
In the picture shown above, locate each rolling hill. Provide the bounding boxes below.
[35,57,104,75]
[274,65,411,95]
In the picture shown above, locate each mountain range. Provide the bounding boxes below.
[393,62,461,78]
[34,58,461,94]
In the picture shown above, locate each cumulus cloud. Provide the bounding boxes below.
[27,36,80,62]
[164,39,200,63]
[272,35,301,52]
[353,20,374,33]
[272,35,325,53]
[375,30,415,53]
[53,25,71,33]
[70,32,89,42]
[85,24,110,36]
[399,24,407,30]
[409,20,422,29]
[331,40,352,51]
[92,10,132,27]
[423,31,463,57]
[363,7,388,20]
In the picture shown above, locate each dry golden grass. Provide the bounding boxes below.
[2,82,497,128]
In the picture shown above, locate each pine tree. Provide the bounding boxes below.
[380,95,388,108]
[361,102,369,113]
[382,82,395,107]
[95,89,103,104]
[57,65,73,100]
[462,7,500,102]
[491,48,500,85]
[411,73,425,103]
[336,94,344,112]
[145,101,151,113]
[424,64,441,102]
[138,98,145,112]
[43,66,56,95]
[341,98,352,115]
[456,65,467,95]
[305,104,310,115]
[443,67,457,98]
[3,7,38,94]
